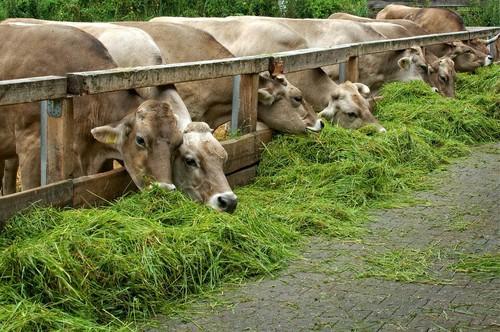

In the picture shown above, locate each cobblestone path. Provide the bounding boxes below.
[154,143,500,331]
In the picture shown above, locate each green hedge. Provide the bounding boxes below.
[0,0,367,21]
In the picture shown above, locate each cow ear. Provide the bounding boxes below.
[354,83,370,98]
[398,56,411,70]
[273,74,287,86]
[258,88,275,106]
[91,124,125,148]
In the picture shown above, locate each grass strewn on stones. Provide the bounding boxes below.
[451,253,500,279]
[0,65,498,330]
[357,247,443,283]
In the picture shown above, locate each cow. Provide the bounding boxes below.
[150,17,386,132]
[328,14,456,97]
[331,13,494,72]
[374,5,496,66]
[4,18,323,135]
[0,158,18,195]
[0,22,239,212]
[219,17,436,92]
[0,24,184,192]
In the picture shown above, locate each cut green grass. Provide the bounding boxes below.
[357,247,443,283]
[0,65,498,330]
[450,253,500,279]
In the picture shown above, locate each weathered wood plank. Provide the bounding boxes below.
[346,56,359,83]
[72,167,137,207]
[227,165,258,188]
[67,56,270,95]
[238,74,259,134]
[0,180,73,225]
[0,76,66,106]
[47,98,74,183]
[222,129,272,174]
[274,28,499,73]
[272,46,355,73]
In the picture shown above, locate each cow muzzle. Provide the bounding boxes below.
[485,55,493,66]
[306,119,325,133]
[209,191,238,213]
[149,182,176,191]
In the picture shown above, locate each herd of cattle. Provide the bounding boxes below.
[0,4,498,213]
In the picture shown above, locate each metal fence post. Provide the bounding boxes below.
[339,62,347,82]
[231,75,241,135]
[40,100,49,186]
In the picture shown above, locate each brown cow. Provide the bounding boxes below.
[150,17,386,132]
[0,24,183,191]
[6,18,323,135]
[329,13,457,97]
[375,5,496,66]
[0,158,18,195]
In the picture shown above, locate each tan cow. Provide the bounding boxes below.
[174,122,237,212]
[222,17,432,92]
[6,18,323,135]
[150,17,385,132]
[375,5,496,66]
[0,158,18,195]
[1,22,239,212]
[376,5,465,32]
[0,24,184,192]
[329,14,457,97]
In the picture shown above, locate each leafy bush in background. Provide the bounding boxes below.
[0,0,365,21]
[457,0,500,26]
[283,0,368,18]
[1,0,498,24]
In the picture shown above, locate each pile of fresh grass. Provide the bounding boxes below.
[0,65,498,330]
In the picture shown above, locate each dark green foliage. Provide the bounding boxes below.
[457,0,500,27]
[0,0,366,21]
[283,0,368,18]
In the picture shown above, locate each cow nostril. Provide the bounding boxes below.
[320,120,325,129]
[217,195,237,213]
[217,196,228,209]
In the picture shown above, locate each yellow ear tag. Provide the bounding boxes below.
[105,134,118,145]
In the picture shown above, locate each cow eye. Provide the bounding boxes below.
[135,136,146,148]
[184,157,198,168]
[439,75,448,83]
[419,64,428,71]
[293,95,303,103]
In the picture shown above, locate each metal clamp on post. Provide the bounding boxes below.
[46,99,62,118]
[269,59,285,77]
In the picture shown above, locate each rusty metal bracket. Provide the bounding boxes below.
[269,59,285,77]
[46,99,62,118]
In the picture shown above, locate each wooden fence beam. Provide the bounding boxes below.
[67,56,270,95]
[0,76,66,106]
[0,180,73,227]
[237,74,259,134]
[346,56,359,83]
[72,168,137,207]
[47,98,75,183]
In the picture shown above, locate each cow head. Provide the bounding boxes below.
[91,100,182,190]
[447,41,492,72]
[173,122,237,213]
[427,57,456,98]
[257,73,324,134]
[319,81,386,132]
[394,47,429,83]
